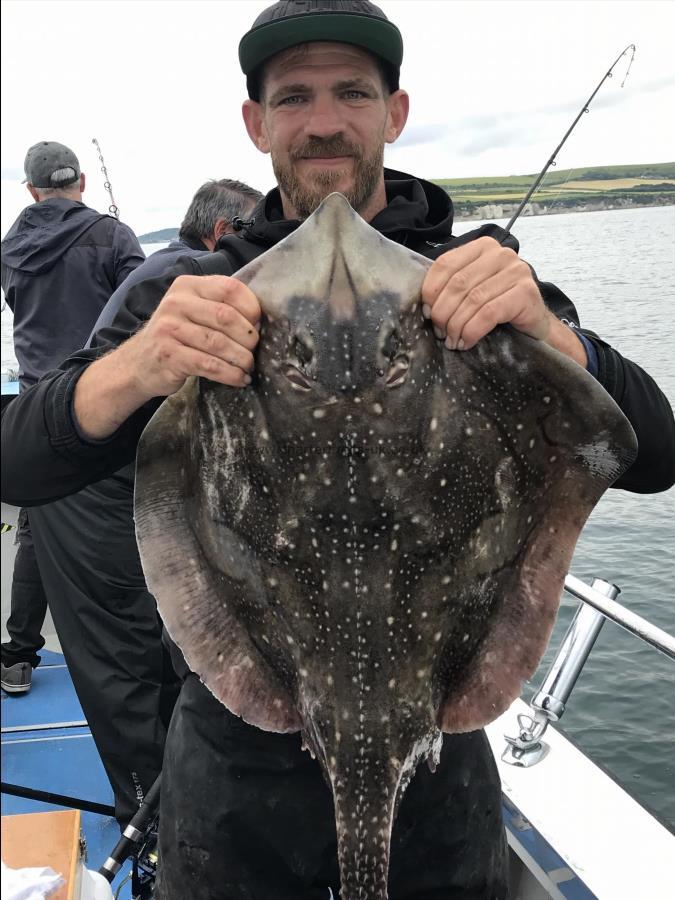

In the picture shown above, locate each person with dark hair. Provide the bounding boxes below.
[179,177,263,245]
[91,178,263,335]
[1,141,143,695]
[1,3,674,897]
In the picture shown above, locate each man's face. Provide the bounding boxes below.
[243,43,408,219]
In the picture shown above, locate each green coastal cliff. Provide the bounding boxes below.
[433,161,675,221]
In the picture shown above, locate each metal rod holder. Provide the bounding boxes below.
[502,574,675,767]
[531,578,618,721]
[502,579,616,767]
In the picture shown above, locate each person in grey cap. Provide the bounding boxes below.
[10,178,264,829]
[1,3,674,899]
[3,140,144,391]
[1,140,144,695]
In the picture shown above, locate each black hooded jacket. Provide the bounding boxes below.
[1,170,674,504]
[1,197,144,389]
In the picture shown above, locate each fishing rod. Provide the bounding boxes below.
[504,43,636,234]
[92,137,120,219]
[1,781,115,817]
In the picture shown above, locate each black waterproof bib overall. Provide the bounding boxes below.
[154,674,509,900]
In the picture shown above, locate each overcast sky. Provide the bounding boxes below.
[1,0,674,236]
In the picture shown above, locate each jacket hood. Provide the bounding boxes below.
[242,168,454,248]
[1,198,108,274]
[167,235,210,253]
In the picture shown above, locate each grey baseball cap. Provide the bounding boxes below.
[239,0,403,100]
[23,141,81,188]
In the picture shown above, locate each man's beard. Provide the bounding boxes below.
[272,136,384,220]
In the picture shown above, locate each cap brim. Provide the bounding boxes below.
[239,12,403,76]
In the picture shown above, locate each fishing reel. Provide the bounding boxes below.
[99,774,161,899]
[130,815,159,900]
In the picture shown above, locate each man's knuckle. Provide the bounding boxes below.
[513,258,529,276]
[219,276,241,299]
[160,293,180,315]
[451,270,470,293]
[428,255,454,284]
[201,328,220,352]
[152,317,175,342]
[201,355,222,376]
[466,285,486,308]
[215,304,235,328]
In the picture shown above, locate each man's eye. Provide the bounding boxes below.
[342,90,367,101]
[280,95,305,106]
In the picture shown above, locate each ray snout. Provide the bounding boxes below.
[235,193,432,319]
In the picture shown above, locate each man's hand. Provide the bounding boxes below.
[124,274,260,399]
[422,237,554,350]
[74,275,260,440]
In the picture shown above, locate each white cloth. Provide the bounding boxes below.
[80,868,114,899]
[0,860,64,900]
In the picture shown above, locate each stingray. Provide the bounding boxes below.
[134,194,637,899]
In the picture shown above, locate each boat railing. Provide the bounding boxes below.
[502,574,675,767]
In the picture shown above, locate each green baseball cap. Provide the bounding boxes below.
[239,1,403,100]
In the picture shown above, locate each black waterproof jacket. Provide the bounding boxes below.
[87,234,210,340]
[1,198,144,389]
[1,170,674,505]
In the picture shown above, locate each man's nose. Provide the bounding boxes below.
[304,95,346,138]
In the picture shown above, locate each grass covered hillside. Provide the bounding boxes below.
[433,162,675,219]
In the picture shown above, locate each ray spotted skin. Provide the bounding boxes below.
[135,195,637,900]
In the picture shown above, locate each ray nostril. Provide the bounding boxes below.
[294,336,313,367]
[385,356,410,387]
[282,363,313,391]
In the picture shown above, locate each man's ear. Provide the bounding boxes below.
[27,185,40,203]
[79,173,86,193]
[213,217,230,241]
[385,89,410,144]
[242,99,271,154]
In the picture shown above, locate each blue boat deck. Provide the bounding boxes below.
[1,651,610,900]
[1,649,132,896]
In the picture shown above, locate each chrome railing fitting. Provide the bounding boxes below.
[502,574,675,767]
